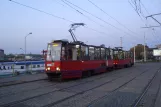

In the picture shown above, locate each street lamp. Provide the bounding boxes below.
[24,32,32,73]
[25,32,32,61]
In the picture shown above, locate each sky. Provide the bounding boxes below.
[0,0,161,54]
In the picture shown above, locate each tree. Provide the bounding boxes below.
[130,44,149,60]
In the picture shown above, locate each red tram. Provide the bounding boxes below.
[45,40,134,80]
[113,47,134,68]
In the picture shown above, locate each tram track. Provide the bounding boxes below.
[0,67,135,98]
[86,67,161,107]
[45,68,150,107]
[1,67,138,107]
[153,80,161,107]
[132,68,161,107]
[18,68,150,107]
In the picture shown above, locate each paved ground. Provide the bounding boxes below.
[0,62,161,107]
[0,73,47,87]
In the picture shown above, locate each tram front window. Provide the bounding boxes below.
[46,43,61,61]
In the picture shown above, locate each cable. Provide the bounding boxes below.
[9,0,74,23]
[52,0,66,7]
[60,0,117,39]
[61,0,105,28]
[63,0,139,39]
[9,0,113,40]
[128,0,145,23]
[140,1,150,15]
[87,0,139,36]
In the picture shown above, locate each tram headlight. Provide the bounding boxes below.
[56,67,60,71]
[47,67,50,70]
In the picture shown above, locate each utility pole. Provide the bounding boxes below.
[144,33,146,62]
[134,45,135,64]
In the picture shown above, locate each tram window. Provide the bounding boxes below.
[81,46,89,60]
[125,52,127,58]
[65,45,77,60]
[101,48,105,60]
[21,66,24,69]
[106,49,110,60]
[68,48,73,60]
[61,46,67,60]
[110,49,113,59]
[0,66,1,70]
[76,45,82,60]
[113,51,118,60]
[89,47,94,60]
[37,65,40,68]
[118,52,124,59]
[95,48,100,60]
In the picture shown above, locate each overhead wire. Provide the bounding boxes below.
[9,0,74,23]
[87,0,139,36]
[63,0,140,40]
[52,0,66,7]
[61,0,105,28]
[138,1,161,47]
[60,0,116,39]
[128,0,145,23]
[9,0,110,39]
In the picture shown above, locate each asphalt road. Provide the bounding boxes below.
[0,62,161,107]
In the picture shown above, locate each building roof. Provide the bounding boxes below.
[148,48,158,51]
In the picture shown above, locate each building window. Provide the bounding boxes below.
[21,66,24,69]
[33,65,36,68]
[3,66,6,70]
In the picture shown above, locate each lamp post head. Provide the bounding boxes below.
[29,32,32,35]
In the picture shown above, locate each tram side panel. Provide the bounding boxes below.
[61,61,82,79]
[107,59,114,68]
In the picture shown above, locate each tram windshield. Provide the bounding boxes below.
[46,43,61,61]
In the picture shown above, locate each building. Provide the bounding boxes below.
[147,48,157,60]
[0,49,4,60]
[156,44,161,49]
